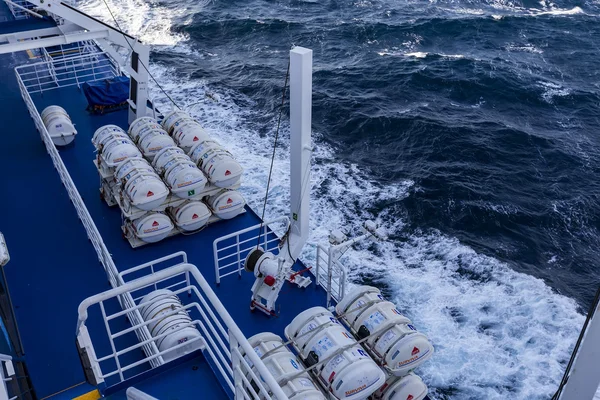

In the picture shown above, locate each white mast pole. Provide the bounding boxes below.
[558,301,600,400]
[247,47,312,315]
[287,46,312,261]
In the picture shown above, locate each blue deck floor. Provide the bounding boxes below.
[0,45,329,398]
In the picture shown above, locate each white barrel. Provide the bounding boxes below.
[102,139,142,166]
[41,105,77,146]
[375,373,428,400]
[128,117,159,141]
[131,212,173,243]
[132,122,164,144]
[114,158,153,182]
[172,122,211,152]
[336,286,434,376]
[159,155,192,176]
[41,105,68,122]
[284,307,385,400]
[124,173,169,210]
[153,147,186,170]
[246,332,325,400]
[206,190,245,220]
[161,110,193,134]
[92,125,127,147]
[171,201,211,232]
[139,132,176,160]
[140,289,179,318]
[189,140,223,164]
[136,126,167,145]
[165,162,207,199]
[139,289,202,362]
[201,149,243,188]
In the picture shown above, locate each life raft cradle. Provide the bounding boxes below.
[121,207,246,249]
[243,298,413,397]
[94,157,241,220]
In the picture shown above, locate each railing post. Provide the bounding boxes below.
[326,247,333,309]
[151,264,157,292]
[33,64,42,94]
[315,245,321,286]
[236,236,242,278]
[229,331,244,399]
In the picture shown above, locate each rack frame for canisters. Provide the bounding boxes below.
[94,157,246,249]
[121,209,247,249]
[94,158,241,219]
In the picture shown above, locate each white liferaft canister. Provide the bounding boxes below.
[202,149,243,188]
[171,200,211,232]
[374,373,428,400]
[161,110,193,134]
[173,124,211,152]
[41,105,77,146]
[131,212,173,243]
[136,126,167,146]
[165,162,207,199]
[102,138,141,166]
[114,158,153,182]
[153,147,186,170]
[117,166,155,188]
[336,286,434,376]
[92,125,126,147]
[189,140,222,164]
[124,174,169,211]
[206,190,245,220]
[284,307,385,400]
[128,117,159,141]
[139,132,176,160]
[139,289,203,362]
[41,105,68,121]
[245,332,325,400]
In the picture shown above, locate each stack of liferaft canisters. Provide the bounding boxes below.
[92,110,246,247]
[246,285,434,400]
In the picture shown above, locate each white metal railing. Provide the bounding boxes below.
[0,354,16,400]
[213,217,290,284]
[15,51,119,94]
[3,0,36,19]
[76,262,290,399]
[14,64,162,369]
[314,243,347,307]
[42,41,102,64]
[312,230,375,307]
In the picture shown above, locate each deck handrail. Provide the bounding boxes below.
[14,65,162,368]
[77,263,290,399]
[15,50,119,94]
[213,216,290,284]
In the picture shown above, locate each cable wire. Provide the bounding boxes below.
[99,0,181,110]
[255,60,290,250]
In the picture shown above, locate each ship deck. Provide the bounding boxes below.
[0,11,328,399]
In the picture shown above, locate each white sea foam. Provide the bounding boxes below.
[404,51,429,58]
[404,52,465,59]
[534,6,584,15]
[80,1,586,398]
[505,43,544,54]
[538,81,571,103]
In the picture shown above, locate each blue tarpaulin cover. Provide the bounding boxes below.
[82,76,129,107]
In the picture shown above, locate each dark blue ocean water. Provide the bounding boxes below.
[158,0,600,306]
[84,0,600,397]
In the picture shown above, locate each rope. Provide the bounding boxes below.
[99,0,182,111]
[255,61,291,250]
[551,285,600,400]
